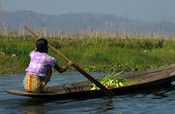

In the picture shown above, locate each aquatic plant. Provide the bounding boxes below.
[0,32,175,74]
[90,71,134,90]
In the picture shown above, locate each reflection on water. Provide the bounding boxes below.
[7,96,115,114]
[1,72,175,114]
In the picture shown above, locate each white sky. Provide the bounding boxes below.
[1,0,175,22]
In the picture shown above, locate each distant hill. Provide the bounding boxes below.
[0,10,175,35]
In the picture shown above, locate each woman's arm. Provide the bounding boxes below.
[53,61,74,73]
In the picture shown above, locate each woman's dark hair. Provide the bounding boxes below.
[36,38,48,52]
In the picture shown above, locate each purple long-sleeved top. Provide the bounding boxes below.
[25,50,57,77]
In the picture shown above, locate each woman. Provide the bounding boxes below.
[23,38,73,93]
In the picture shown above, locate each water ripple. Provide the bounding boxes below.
[1,73,175,114]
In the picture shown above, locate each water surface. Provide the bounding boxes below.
[1,72,175,114]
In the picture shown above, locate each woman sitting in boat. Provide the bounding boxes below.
[23,38,74,93]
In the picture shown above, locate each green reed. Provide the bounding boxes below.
[0,33,175,74]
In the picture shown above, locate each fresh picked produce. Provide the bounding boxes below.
[90,71,134,90]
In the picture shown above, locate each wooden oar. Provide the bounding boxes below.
[24,26,114,98]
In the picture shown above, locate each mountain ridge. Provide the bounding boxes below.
[0,10,174,35]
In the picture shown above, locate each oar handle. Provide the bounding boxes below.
[24,26,40,38]
[48,44,70,62]
[24,26,70,62]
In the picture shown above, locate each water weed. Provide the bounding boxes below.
[0,33,175,74]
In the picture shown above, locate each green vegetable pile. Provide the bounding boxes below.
[90,71,134,90]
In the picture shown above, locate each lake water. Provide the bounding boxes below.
[1,72,175,114]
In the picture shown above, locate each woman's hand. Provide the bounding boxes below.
[68,60,74,66]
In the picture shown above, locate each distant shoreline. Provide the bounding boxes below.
[0,32,174,74]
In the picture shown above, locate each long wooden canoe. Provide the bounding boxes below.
[5,63,175,100]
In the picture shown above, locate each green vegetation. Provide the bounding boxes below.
[90,71,134,90]
[0,33,175,74]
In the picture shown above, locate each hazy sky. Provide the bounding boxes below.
[1,0,175,22]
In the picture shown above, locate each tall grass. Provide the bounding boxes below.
[0,32,175,74]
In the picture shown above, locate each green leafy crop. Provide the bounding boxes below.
[90,71,134,90]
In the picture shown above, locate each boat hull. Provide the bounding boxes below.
[5,63,175,100]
